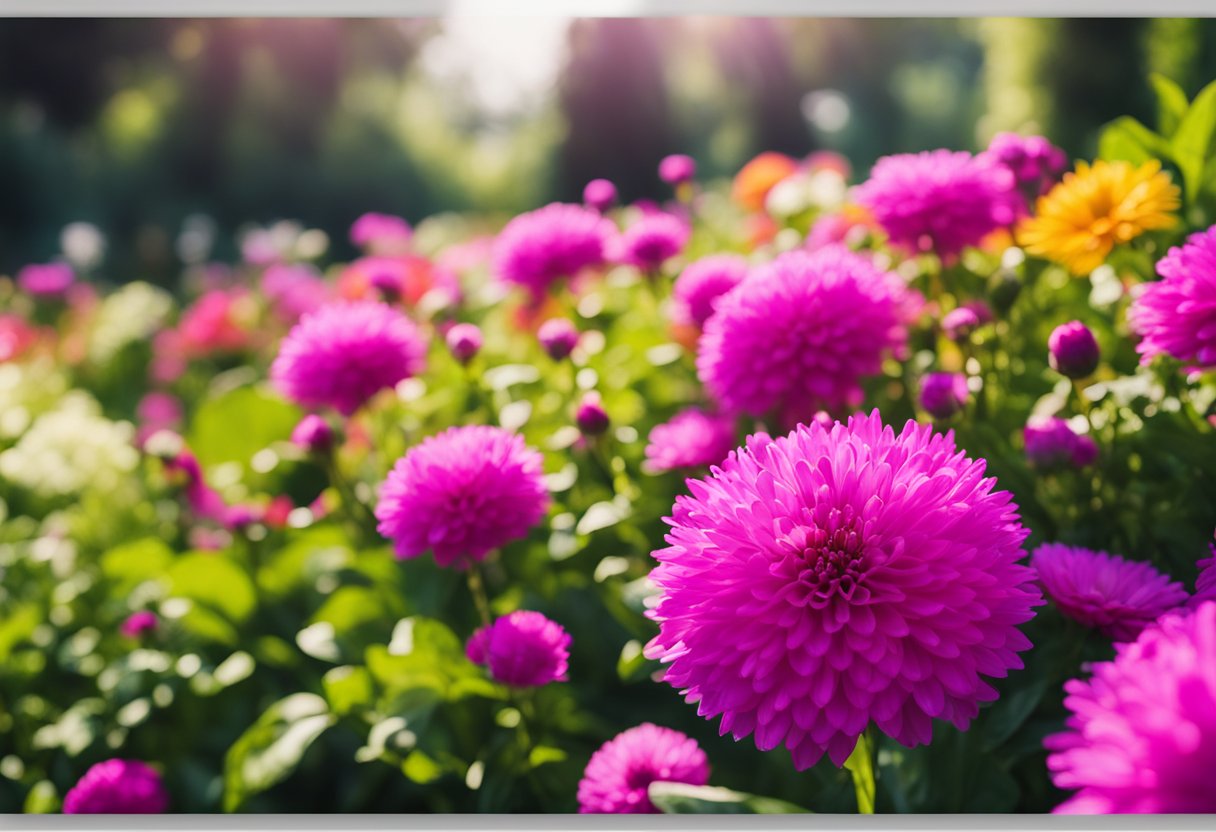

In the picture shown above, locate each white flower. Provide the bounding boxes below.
[88,281,173,365]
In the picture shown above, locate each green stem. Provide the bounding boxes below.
[466,560,493,628]
[845,728,878,814]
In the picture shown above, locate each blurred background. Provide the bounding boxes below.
[2,17,1214,281]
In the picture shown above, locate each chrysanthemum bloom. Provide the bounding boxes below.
[1128,225,1216,368]
[920,372,969,420]
[732,152,799,213]
[854,150,1018,260]
[659,154,697,185]
[584,179,618,212]
[645,408,737,473]
[261,263,330,323]
[1045,601,1216,813]
[941,307,980,342]
[62,759,169,814]
[270,301,427,416]
[291,414,334,454]
[120,611,159,639]
[646,411,1042,769]
[697,247,921,425]
[492,203,614,297]
[18,262,75,297]
[670,255,748,329]
[1031,543,1189,642]
[537,318,580,360]
[1018,160,1180,275]
[578,724,710,814]
[1024,417,1098,470]
[1187,537,1216,610]
[339,255,453,307]
[445,323,482,365]
[350,212,412,254]
[617,213,690,273]
[466,610,571,687]
[576,392,610,436]
[375,426,550,568]
[983,132,1067,201]
[1048,321,1100,378]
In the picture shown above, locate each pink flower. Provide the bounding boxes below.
[919,372,969,420]
[983,132,1067,201]
[466,610,571,687]
[617,213,690,272]
[350,212,412,254]
[1129,224,1216,368]
[644,408,736,472]
[493,203,614,297]
[646,411,1042,769]
[584,178,618,212]
[0,314,38,362]
[177,289,254,357]
[537,318,580,360]
[120,611,159,639]
[63,759,169,814]
[270,301,427,416]
[375,426,550,568]
[659,154,697,185]
[1031,543,1189,642]
[578,724,709,813]
[1024,417,1098,470]
[261,263,330,323]
[445,323,482,365]
[669,254,748,329]
[1048,321,1100,379]
[17,262,75,297]
[1045,602,1216,813]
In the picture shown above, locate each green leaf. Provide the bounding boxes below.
[322,665,373,717]
[101,537,173,595]
[982,678,1050,752]
[0,603,40,662]
[1150,73,1189,137]
[648,782,812,814]
[401,750,445,784]
[189,385,301,469]
[23,780,60,814]
[365,617,503,703]
[527,745,567,768]
[1097,116,1169,165]
[1171,78,1216,201]
[223,693,335,812]
[168,553,257,637]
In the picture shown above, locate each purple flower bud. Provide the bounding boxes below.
[445,323,483,365]
[659,154,697,185]
[941,307,981,342]
[224,504,261,531]
[1049,320,1100,379]
[1024,417,1098,470]
[576,392,610,436]
[120,611,159,639]
[537,318,580,361]
[369,269,401,301]
[583,179,618,212]
[17,262,75,298]
[291,414,334,454]
[919,373,969,419]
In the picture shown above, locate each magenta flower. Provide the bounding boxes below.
[270,301,427,416]
[350,212,412,254]
[291,414,333,454]
[1187,537,1216,609]
[644,408,736,472]
[941,306,980,342]
[1045,601,1216,813]
[697,247,920,425]
[63,759,169,814]
[578,723,710,814]
[261,263,330,323]
[1031,543,1189,642]
[919,372,969,420]
[492,203,614,297]
[659,154,697,185]
[584,178,618,212]
[445,323,482,365]
[466,610,571,687]
[646,411,1041,769]
[983,132,1067,201]
[537,318,580,360]
[670,254,748,329]
[1024,417,1098,470]
[855,150,1018,259]
[120,611,159,639]
[617,212,690,272]
[17,262,75,297]
[1129,225,1216,368]
[576,392,610,436]
[1048,321,1100,379]
[375,426,549,568]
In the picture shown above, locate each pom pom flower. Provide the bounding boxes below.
[1031,543,1189,642]
[670,254,748,329]
[270,301,427,416]
[646,411,1042,769]
[466,610,571,688]
[919,372,969,420]
[1045,601,1216,813]
[493,203,614,297]
[1023,417,1098,470]
[375,426,549,568]
[697,247,920,424]
[578,723,710,814]
[1128,224,1216,368]
[644,408,737,472]
[63,759,169,814]
[617,212,690,272]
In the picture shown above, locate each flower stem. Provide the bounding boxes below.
[466,560,493,628]
[845,728,878,814]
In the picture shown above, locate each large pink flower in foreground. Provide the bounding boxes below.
[63,759,169,814]
[1187,536,1216,609]
[492,203,614,296]
[1045,601,1216,813]
[466,610,571,687]
[697,247,920,424]
[645,408,737,472]
[646,411,1041,769]
[1031,543,1188,642]
[375,426,549,567]
[855,150,1017,259]
[578,723,710,814]
[270,301,427,416]
[1129,225,1216,368]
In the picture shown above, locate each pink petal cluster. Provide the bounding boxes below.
[1129,225,1216,368]
[983,132,1068,200]
[1187,537,1216,609]
[350,212,412,254]
[577,723,709,814]
[177,289,254,357]
[261,263,330,323]
[855,150,1018,259]
[646,411,1042,769]
[1045,601,1216,813]
[270,301,427,416]
[120,611,159,639]
[17,262,75,297]
[617,212,690,272]
[669,254,748,329]
[1031,543,1189,642]
[374,426,550,568]
[63,759,169,814]
[1023,417,1098,470]
[697,247,920,425]
[466,610,571,687]
[644,408,736,472]
[0,314,38,362]
[492,203,614,297]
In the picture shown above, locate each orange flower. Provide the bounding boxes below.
[732,152,799,213]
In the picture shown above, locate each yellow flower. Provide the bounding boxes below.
[1017,160,1179,275]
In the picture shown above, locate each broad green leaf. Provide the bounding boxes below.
[189,385,301,469]
[648,782,812,814]
[322,665,373,717]
[401,750,445,784]
[1150,72,1189,137]
[168,553,256,625]
[1171,78,1216,201]
[223,693,335,812]
[22,780,60,814]
[982,678,1050,752]
[101,537,173,595]
[257,526,352,598]
[0,604,39,661]
[1097,116,1168,165]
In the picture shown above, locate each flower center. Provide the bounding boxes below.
[801,519,869,607]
